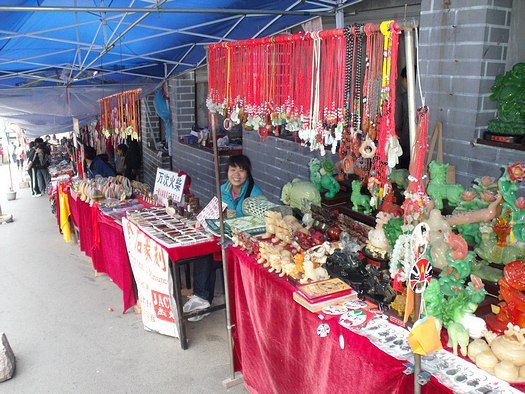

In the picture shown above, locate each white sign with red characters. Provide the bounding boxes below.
[123,217,178,337]
[153,168,186,205]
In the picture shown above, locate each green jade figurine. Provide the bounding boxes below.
[309,158,341,199]
[424,252,486,328]
[488,63,525,137]
[427,161,464,210]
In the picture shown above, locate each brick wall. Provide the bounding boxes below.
[167,71,229,203]
[243,131,340,204]
[141,94,171,188]
[419,0,522,190]
[170,143,231,202]
[169,72,195,138]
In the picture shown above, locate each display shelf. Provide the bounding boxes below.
[476,138,525,151]
[178,138,243,155]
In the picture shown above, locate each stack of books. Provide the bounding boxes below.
[293,278,357,312]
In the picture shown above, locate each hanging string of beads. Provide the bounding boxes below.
[206,22,403,156]
[403,106,431,226]
[98,89,142,142]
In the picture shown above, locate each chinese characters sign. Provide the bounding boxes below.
[122,217,178,338]
[153,168,187,205]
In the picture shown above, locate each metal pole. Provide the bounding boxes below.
[209,112,242,389]
[404,25,417,168]
[403,23,421,393]
[0,6,333,16]
[335,0,344,28]
[413,292,422,394]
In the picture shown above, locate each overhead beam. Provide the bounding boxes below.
[0,6,333,16]
[0,29,104,50]
[118,23,235,44]
[72,0,169,81]
[73,63,163,83]
[252,0,304,39]
[0,49,76,67]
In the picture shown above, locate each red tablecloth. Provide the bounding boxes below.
[67,192,136,313]
[227,246,452,394]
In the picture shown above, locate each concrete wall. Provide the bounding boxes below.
[419,0,523,190]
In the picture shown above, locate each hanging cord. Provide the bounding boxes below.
[414,28,425,108]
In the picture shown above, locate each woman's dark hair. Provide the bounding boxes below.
[227,154,252,174]
[84,146,97,160]
[117,143,128,155]
[227,154,254,197]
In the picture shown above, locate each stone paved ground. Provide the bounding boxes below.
[0,162,245,393]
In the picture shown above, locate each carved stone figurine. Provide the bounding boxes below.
[281,179,321,211]
[350,180,372,215]
[427,208,452,270]
[308,158,341,198]
[488,62,525,136]
[427,161,464,210]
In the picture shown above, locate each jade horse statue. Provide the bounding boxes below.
[427,161,464,210]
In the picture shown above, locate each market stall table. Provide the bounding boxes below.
[166,241,223,349]
[122,213,223,349]
[66,189,137,313]
[228,246,453,394]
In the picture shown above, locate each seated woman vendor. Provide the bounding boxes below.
[183,154,263,321]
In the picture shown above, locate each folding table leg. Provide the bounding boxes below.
[170,259,188,350]
[185,264,191,289]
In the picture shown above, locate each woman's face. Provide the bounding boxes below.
[228,165,248,188]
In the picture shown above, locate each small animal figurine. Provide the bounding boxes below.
[309,158,341,198]
[427,161,464,210]
[350,180,372,215]
[388,168,410,190]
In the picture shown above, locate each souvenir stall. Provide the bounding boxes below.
[121,170,223,346]
[60,176,154,312]
[205,19,525,394]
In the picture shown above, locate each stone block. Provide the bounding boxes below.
[485,8,508,25]
[0,333,15,383]
[420,9,456,27]
[475,111,497,127]
[489,26,510,43]
[479,78,496,94]
[431,0,490,11]
[453,43,484,60]
[449,76,481,94]
[482,44,503,60]
[455,7,487,25]
[484,61,506,77]
[480,94,498,111]
[430,25,488,45]
[492,0,513,9]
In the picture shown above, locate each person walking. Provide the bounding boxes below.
[26,141,41,196]
[32,143,50,196]
[15,144,25,171]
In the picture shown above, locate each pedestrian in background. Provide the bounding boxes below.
[32,143,50,196]
[26,141,41,196]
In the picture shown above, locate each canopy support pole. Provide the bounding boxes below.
[209,112,243,389]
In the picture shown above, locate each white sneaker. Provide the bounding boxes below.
[183,295,210,314]
[32,193,42,197]
[188,313,210,322]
